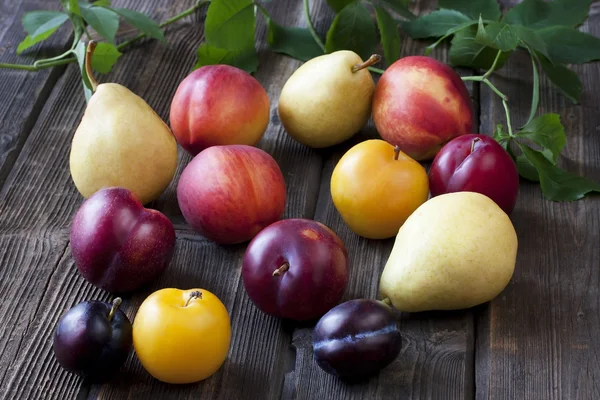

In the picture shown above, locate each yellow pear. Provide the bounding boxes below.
[69,41,177,205]
[379,191,518,312]
[278,50,380,148]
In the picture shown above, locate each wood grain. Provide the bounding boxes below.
[0,0,73,187]
[476,2,600,399]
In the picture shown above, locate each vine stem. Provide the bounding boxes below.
[303,0,326,52]
[0,0,210,72]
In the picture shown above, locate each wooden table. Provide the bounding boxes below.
[1,0,599,399]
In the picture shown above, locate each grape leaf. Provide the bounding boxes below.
[17,27,62,55]
[438,0,501,21]
[514,114,566,163]
[75,41,94,102]
[537,26,600,65]
[374,6,401,65]
[68,0,81,15]
[79,5,120,43]
[511,25,550,61]
[325,2,378,60]
[91,42,122,73]
[195,43,258,73]
[518,143,600,201]
[110,8,165,41]
[449,26,511,71]
[402,9,471,39]
[267,18,324,61]
[21,11,69,38]
[516,155,540,182]
[523,49,540,127]
[537,55,582,104]
[326,0,355,13]
[204,0,256,50]
[475,20,519,52]
[380,0,417,21]
[502,0,593,29]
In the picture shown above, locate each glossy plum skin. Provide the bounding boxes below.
[429,134,520,214]
[53,300,132,380]
[70,187,176,293]
[242,218,349,321]
[312,299,402,379]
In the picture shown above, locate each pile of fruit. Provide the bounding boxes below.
[53,42,519,384]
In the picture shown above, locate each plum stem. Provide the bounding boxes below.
[85,41,98,92]
[352,54,382,73]
[272,262,290,277]
[185,291,202,307]
[108,297,122,322]
[394,146,401,160]
[470,137,481,153]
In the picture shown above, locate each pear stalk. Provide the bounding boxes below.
[85,41,99,92]
[351,54,382,73]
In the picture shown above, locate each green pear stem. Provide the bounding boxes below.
[470,137,481,154]
[108,297,122,322]
[185,291,202,307]
[380,298,392,307]
[85,41,99,92]
[351,54,382,73]
[272,262,290,277]
[394,146,401,160]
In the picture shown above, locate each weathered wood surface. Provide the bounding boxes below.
[0,0,599,399]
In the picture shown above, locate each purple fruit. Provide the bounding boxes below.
[312,299,402,379]
[70,187,176,293]
[242,218,349,321]
[53,298,132,380]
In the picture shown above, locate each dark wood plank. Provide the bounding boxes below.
[0,0,73,187]
[283,1,478,399]
[476,2,600,399]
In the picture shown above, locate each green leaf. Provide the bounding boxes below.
[380,0,417,21]
[90,42,122,73]
[68,0,81,15]
[79,5,120,43]
[517,143,600,201]
[475,20,519,52]
[511,25,550,61]
[438,0,501,21]
[402,9,471,39]
[22,11,69,38]
[195,43,258,73]
[205,0,256,50]
[423,19,479,55]
[93,0,111,6]
[74,41,94,103]
[16,28,61,55]
[502,0,593,30]
[537,26,600,65]
[523,50,540,127]
[515,114,566,163]
[111,8,165,41]
[325,2,378,60]
[326,0,355,13]
[516,155,540,182]
[449,25,511,70]
[267,18,324,61]
[374,6,401,65]
[537,55,582,104]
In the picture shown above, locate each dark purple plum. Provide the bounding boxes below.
[312,299,402,379]
[70,187,176,293]
[242,218,349,321]
[53,298,132,381]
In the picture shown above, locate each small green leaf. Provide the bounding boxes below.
[111,8,165,41]
[16,28,61,55]
[502,0,593,29]
[22,11,69,38]
[515,114,566,163]
[74,41,94,102]
[402,9,471,39]
[438,0,501,21]
[267,18,324,61]
[517,142,600,201]
[537,26,600,65]
[537,55,582,104]
[205,0,256,50]
[79,5,120,43]
[93,0,111,6]
[380,0,417,21]
[511,25,550,61]
[325,2,378,60]
[449,25,511,70]
[423,19,479,55]
[523,49,539,126]
[195,43,258,73]
[68,0,81,15]
[516,155,540,182]
[326,0,355,13]
[90,42,122,73]
[475,20,519,52]
[374,6,401,65]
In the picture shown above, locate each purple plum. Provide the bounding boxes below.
[70,187,176,293]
